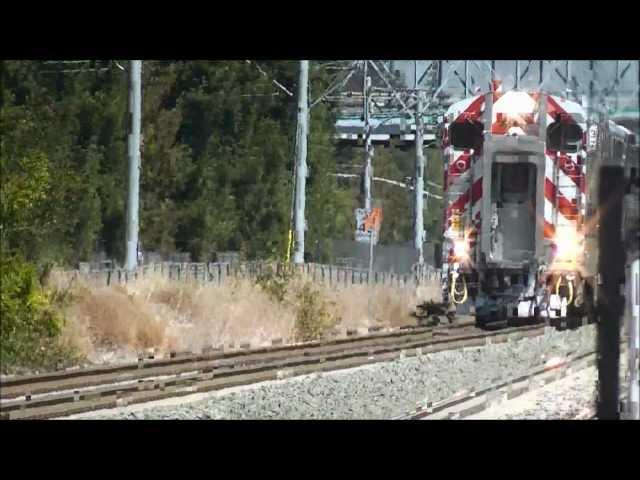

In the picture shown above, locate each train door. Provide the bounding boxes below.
[489,159,537,263]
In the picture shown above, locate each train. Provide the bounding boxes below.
[439,80,638,327]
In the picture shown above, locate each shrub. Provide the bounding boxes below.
[256,262,293,304]
[0,255,75,372]
[292,282,339,342]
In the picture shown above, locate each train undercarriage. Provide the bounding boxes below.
[437,265,597,330]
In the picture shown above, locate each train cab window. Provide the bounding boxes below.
[546,121,582,153]
[494,162,536,204]
[450,120,484,151]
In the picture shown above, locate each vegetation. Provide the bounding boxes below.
[292,282,340,342]
[1,60,443,371]
[0,255,78,372]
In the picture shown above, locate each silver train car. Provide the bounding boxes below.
[439,82,637,327]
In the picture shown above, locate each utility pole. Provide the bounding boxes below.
[293,60,309,264]
[368,229,375,277]
[414,90,426,265]
[363,61,373,212]
[566,60,572,99]
[464,60,469,96]
[125,60,142,271]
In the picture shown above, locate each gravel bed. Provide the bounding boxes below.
[467,349,630,420]
[73,325,596,420]
[467,367,598,420]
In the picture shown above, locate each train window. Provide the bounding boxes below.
[494,162,536,203]
[546,121,582,153]
[450,120,484,150]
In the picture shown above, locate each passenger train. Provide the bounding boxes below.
[439,80,638,327]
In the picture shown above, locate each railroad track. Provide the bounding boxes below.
[395,340,628,420]
[0,319,549,420]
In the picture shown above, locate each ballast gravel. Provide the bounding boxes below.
[75,325,596,420]
[467,367,599,420]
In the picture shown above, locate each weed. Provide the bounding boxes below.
[292,282,340,342]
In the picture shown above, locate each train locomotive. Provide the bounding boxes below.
[439,81,637,327]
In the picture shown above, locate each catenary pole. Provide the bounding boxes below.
[125,60,142,271]
[414,90,425,264]
[293,60,309,264]
[363,61,373,212]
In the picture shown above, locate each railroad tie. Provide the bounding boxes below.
[277,369,294,380]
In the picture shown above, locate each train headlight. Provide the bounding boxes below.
[453,239,469,259]
[554,230,583,262]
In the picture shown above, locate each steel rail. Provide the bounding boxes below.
[395,339,629,420]
[1,322,550,420]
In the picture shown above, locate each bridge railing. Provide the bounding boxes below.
[71,261,441,290]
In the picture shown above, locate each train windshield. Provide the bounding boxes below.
[450,120,483,151]
[546,121,582,153]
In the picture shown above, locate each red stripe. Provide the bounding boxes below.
[446,154,472,186]
[454,95,484,123]
[557,153,586,194]
[471,178,482,205]
[544,178,556,203]
[547,96,576,124]
[558,195,578,219]
[544,178,579,219]
[446,191,470,219]
[544,221,555,239]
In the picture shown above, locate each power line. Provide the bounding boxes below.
[245,60,294,97]
[331,173,443,200]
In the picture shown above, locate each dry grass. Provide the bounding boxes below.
[47,269,441,365]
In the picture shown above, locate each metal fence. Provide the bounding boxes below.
[74,261,441,289]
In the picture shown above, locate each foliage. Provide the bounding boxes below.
[1,60,355,266]
[0,254,75,372]
[0,60,447,369]
[292,282,340,342]
[334,144,445,251]
[256,263,294,304]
